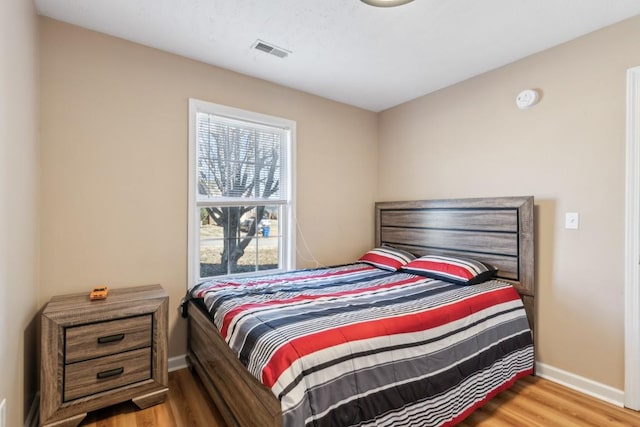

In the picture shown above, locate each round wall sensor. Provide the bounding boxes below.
[516,89,540,109]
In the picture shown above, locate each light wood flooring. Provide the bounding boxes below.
[79,368,640,426]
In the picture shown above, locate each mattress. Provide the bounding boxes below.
[189,263,534,426]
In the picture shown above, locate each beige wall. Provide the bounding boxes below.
[39,18,378,358]
[36,8,640,403]
[0,0,40,426]
[378,16,640,389]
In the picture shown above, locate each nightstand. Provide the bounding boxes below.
[40,284,168,427]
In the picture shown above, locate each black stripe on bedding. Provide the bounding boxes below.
[236,282,460,366]
[365,350,533,427]
[208,268,395,315]
[277,305,529,400]
[308,332,533,427]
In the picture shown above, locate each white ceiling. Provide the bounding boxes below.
[34,0,640,112]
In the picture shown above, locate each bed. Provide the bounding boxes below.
[185,196,535,427]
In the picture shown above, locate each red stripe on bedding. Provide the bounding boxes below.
[410,259,477,280]
[220,275,425,338]
[359,252,404,269]
[261,286,521,387]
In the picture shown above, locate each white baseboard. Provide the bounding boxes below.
[24,392,39,427]
[536,362,624,407]
[169,354,188,372]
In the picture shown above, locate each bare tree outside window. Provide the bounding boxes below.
[188,99,294,286]
[197,114,282,276]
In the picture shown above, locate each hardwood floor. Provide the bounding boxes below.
[80,368,226,427]
[458,377,640,427]
[79,369,640,426]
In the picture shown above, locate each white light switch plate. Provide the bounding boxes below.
[565,212,579,229]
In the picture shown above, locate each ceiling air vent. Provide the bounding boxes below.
[252,40,290,58]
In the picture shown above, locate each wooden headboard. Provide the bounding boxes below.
[375,196,535,331]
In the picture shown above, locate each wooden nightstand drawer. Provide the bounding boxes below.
[65,315,152,363]
[64,347,152,401]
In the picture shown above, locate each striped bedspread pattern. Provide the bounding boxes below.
[191,263,534,427]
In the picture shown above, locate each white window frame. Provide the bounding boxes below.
[188,98,296,288]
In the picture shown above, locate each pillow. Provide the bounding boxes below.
[358,246,416,271]
[400,255,497,285]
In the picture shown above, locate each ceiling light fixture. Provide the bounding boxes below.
[360,0,415,7]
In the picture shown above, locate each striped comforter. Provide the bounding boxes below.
[190,263,534,427]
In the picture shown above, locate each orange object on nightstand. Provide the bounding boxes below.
[90,286,109,300]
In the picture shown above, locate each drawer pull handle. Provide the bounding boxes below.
[97,333,125,344]
[97,367,124,380]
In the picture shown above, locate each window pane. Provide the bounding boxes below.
[257,236,280,272]
[257,205,280,271]
[199,205,281,278]
[232,238,257,274]
[199,208,226,277]
[197,113,282,201]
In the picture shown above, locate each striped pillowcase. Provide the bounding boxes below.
[400,255,497,285]
[358,246,416,271]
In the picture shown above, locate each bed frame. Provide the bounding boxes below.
[186,196,535,427]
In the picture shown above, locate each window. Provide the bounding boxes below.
[188,99,295,287]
